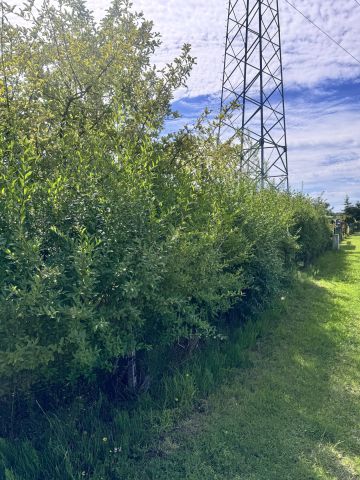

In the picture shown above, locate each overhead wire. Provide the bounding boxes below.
[353,0,360,7]
[283,0,360,66]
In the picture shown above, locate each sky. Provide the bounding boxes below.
[65,1,360,208]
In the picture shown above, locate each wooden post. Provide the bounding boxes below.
[127,350,137,390]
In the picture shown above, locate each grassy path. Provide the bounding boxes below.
[131,235,360,479]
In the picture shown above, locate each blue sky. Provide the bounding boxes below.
[92,0,360,209]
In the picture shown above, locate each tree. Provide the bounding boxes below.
[0,0,194,162]
[344,197,360,223]
[0,0,196,396]
[344,195,351,209]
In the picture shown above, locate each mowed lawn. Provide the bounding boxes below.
[129,235,360,480]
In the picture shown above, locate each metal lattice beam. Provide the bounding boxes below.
[219,0,289,189]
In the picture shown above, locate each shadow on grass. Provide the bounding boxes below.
[310,236,358,283]
[342,244,356,250]
[125,239,360,480]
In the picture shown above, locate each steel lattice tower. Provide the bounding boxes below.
[219,0,289,189]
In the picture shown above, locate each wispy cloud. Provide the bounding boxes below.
[286,89,360,209]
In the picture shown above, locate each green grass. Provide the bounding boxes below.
[121,235,360,479]
[1,236,360,479]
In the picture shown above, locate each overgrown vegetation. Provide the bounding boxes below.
[344,196,360,227]
[105,235,359,480]
[0,1,333,478]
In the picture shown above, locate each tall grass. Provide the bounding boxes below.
[0,306,281,479]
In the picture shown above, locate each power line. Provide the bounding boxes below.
[284,0,360,66]
[353,0,360,7]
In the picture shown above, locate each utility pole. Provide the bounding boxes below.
[219,0,289,190]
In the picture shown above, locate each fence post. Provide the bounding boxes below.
[332,234,340,251]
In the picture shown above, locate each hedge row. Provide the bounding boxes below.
[0,131,331,399]
[0,0,331,401]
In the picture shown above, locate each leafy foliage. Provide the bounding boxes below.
[289,194,332,265]
[344,196,360,223]
[0,0,331,404]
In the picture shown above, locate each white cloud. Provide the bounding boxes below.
[287,96,360,209]
[87,0,360,96]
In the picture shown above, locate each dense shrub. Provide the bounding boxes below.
[289,194,332,264]
[0,136,332,399]
[0,0,332,401]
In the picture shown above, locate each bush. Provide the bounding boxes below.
[289,194,332,265]
[0,136,331,400]
[0,0,331,402]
